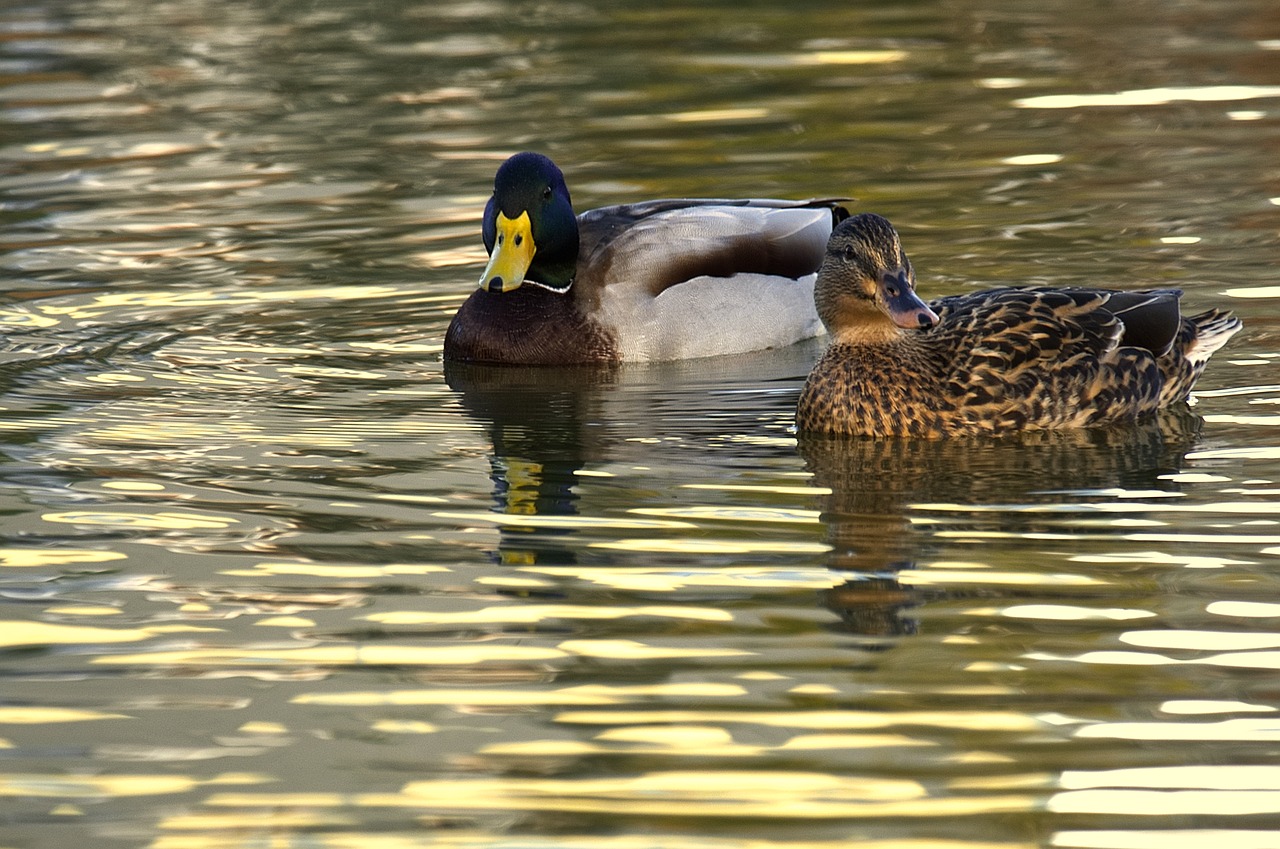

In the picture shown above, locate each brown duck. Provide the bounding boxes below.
[797,213,1242,437]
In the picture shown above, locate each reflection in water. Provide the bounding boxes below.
[445,348,816,568]
[799,411,1205,637]
[446,360,617,567]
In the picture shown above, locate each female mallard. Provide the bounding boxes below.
[444,152,849,364]
[797,213,1242,437]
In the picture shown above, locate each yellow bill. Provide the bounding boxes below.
[479,211,535,293]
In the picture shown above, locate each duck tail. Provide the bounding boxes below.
[1158,309,1243,405]
[1185,309,1243,366]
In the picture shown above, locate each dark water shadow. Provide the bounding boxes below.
[798,410,1207,637]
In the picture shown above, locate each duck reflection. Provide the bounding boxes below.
[445,343,819,568]
[798,410,1205,636]
[445,361,616,566]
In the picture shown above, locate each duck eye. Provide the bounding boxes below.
[542,186,553,201]
[842,244,857,262]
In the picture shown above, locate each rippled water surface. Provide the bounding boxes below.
[3,1,1280,847]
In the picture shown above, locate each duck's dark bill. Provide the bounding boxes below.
[479,211,535,293]
[880,271,939,329]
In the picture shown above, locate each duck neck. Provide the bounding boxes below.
[829,318,909,347]
[527,232,579,294]
[526,274,574,295]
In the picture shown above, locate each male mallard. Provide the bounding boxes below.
[797,213,1242,437]
[444,152,849,364]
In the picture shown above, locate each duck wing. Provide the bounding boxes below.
[934,286,1185,362]
[575,199,849,298]
[1060,287,1183,354]
[931,287,1181,429]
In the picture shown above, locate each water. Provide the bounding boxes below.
[2,0,1279,846]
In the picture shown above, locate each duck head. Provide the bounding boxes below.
[479,152,579,295]
[814,213,939,340]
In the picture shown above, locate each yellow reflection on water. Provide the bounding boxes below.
[364,603,732,626]
[93,644,566,667]
[1014,84,1280,109]
[0,620,153,648]
[554,709,1043,733]
[371,720,438,735]
[558,639,751,660]
[1161,700,1276,715]
[520,565,837,592]
[0,308,59,328]
[386,770,1031,819]
[0,707,128,724]
[694,50,908,67]
[222,562,450,579]
[682,483,831,496]
[901,569,1101,588]
[1050,788,1280,816]
[1071,552,1251,570]
[1054,830,1280,849]
[1209,600,1280,617]
[42,511,240,530]
[1120,630,1280,651]
[484,731,943,760]
[0,771,266,798]
[154,830,1027,849]
[781,734,935,750]
[1076,718,1280,741]
[590,538,830,554]
[0,548,127,568]
[665,107,771,123]
[998,605,1155,622]
[1061,765,1280,790]
[432,511,696,530]
[294,682,746,707]
[630,506,822,524]
[590,725,760,756]
[254,616,315,627]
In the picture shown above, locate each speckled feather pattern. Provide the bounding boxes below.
[797,286,1241,437]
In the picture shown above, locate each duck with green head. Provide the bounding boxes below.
[797,213,1242,437]
[444,152,850,365]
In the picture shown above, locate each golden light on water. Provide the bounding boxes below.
[1053,830,1280,849]
[221,562,450,579]
[0,549,127,568]
[1014,85,1280,108]
[589,539,830,554]
[201,770,1034,819]
[553,709,1044,733]
[0,621,153,649]
[150,834,1030,849]
[519,565,838,592]
[0,707,129,724]
[630,506,823,524]
[363,603,733,626]
[293,682,747,707]
[431,511,696,530]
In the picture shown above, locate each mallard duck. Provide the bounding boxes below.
[443,152,849,364]
[797,213,1242,437]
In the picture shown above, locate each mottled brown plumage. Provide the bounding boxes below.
[797,213,1242,437]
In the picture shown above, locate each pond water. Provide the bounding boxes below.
[2,0,1280,847]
